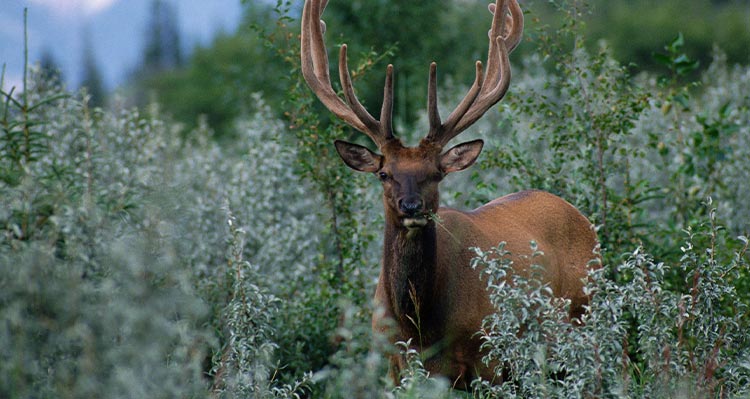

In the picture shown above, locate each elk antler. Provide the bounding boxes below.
[300,0,394,149]
[424,0,523,147]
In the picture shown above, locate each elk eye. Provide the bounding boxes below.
[378,171,389,181]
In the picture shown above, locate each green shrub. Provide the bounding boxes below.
[2,1,749,397]
[470,204,749,398]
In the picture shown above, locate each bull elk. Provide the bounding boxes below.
[300,0,600,387]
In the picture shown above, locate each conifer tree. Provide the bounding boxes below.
[39,48,63,85]
[79,26,106,107]
[142,0,182,74]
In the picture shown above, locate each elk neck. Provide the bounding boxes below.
[382,217,445,341]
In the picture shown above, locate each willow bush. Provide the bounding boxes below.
[470,205,749,398]
[2,1,749,397]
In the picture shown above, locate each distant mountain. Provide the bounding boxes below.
[0,0,242,92]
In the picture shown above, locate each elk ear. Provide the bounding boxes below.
[334,140,383,173]
[440,139,484,174]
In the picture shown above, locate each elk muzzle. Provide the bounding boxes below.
[398,195,428,229]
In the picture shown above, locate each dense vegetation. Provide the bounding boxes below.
[2,0,749,398]
[135,0,750,139]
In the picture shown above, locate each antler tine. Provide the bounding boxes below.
[339,45,394,142]
[426,61,484,139]
[300,0,393,148]
[504,0,524,53]
[380,65,395,139]
[425,0,523,147]
[427,63,442,135]
[453,37,511,134]
[300,0,359,129]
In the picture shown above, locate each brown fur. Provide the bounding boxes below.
[300,0,598,387]
[339,140,600,387]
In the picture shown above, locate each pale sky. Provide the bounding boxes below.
[1,0,243,91]
[27,0,119,18]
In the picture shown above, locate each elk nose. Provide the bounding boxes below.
[398,197,423,216]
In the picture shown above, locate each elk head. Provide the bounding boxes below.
[301,0,524,230]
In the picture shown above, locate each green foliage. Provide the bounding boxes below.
[653,33,701,83]
[466,1,749,274]
[310,305,390,398]
[141,0,182,73]
[128,1,288,140]
[475,2,653,257]
[470,206,750,398]
[269,3,385,388]
[392,341,453,399]
[1,12,68,188]
[79,27,107,108]
[136,31,286,140]
[127,0,749,141]
[315,0,480,134]
[1,236,212,398]
[1,60,211,397]
[2,1,750,398]
[584,0,750,72]
[211,209,311,398]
